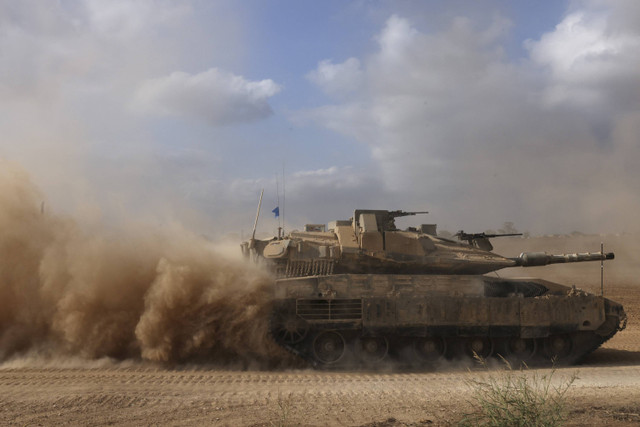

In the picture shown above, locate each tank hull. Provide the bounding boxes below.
[269,274,626,368]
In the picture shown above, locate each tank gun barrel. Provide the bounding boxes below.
[511,251,615,267]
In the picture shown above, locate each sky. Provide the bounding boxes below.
[1,0,639,239]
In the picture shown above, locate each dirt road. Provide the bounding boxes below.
[1,354,639,426]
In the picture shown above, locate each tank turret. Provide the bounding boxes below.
[243,208,626,369]
[245,209,615,277]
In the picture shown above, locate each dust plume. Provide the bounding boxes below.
[0,162,290,368]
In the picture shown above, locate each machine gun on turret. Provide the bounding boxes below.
[388,210,430,218]
[455,230,523,251]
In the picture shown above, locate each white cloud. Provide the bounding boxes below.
[0,0,195,102]
[300,7,640,233]
[132,68,281,125]
[0,0,259,228]
[374,15,418,64]
[2,1,640,236]
[301,15,524,187]
[307,58,363,97]
[84,0,190,39]
[293,166,338,177]
[527,10,640,108]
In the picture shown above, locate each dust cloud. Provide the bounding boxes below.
[0,162,289,368]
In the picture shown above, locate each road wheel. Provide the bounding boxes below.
[464,337,493,359]
[357,337,388,363]
[543,334,573,361]
[413,337,446,362]
[313,331,346,365]
[502,337,537,363]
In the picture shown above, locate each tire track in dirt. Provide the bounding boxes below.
[3,363,640,425]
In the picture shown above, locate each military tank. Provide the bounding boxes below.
[241,209,626,368]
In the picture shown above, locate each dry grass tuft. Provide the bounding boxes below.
[459,355,576,426]
[270,392,294,427]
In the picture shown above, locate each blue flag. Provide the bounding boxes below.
[272,206,280,218]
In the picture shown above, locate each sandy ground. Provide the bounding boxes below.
[1,235,639,426]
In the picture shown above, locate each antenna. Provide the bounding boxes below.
[251,189,264,242]
[601,242,604,296]
[282,163,286,235]
[275,173,280,227]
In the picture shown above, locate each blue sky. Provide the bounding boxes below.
[1,0,639,238]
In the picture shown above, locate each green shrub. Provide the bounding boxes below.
[459,356,576,427]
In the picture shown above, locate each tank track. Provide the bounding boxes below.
[573,313,627,364]
[268,313,626,370]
